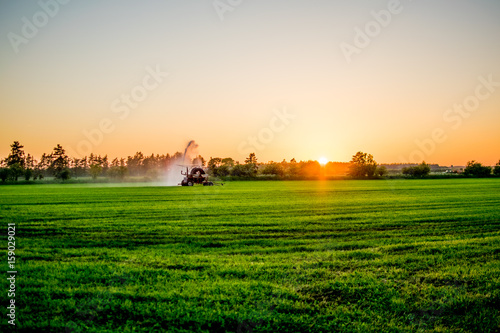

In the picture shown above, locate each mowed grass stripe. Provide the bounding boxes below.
[0,179,499,332]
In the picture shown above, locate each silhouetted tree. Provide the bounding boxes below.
[218,158,236,176]
[143,154,159,173]
[245,153,257,164]
[38,153,52,178]
[494,160,500,177]
[348,151,377,178]
[127,152,144,175]
[6,141,25,181]
[50,144,70,180]
[217,164,231,177]
[71,157,87,178]
[376,165,388,177]
[402,162,431,178]
[463,161,492,177]
[6,141,25,168]
[89,164,102,179]
[108,158,127,180]
[0,168,10,182]
[286,158,300,178]
[24,168,33,181]
[221,157,234,167]
[298,160,321,179]
[60,168,71,180]
[231,163,256,177]
[207,157,223,176]
[207,157,236,177]
[24,154,36,181]
[193,155,206,166]
[244,153,258,176]
[260,162,284,177]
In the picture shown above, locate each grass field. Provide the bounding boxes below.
[1,179,500,332]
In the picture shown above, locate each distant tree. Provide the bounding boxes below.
[494,160,500,177]
[127,152,145,175]
[207,157,223,176]
[7,163,23,181]
[376,165,388,177]
[217,164,231,177]
[0,168,10,182]
[261,162,284,177]
[298,160,322,179]
[463,161,492,177]
[231,163,256,178]
[229,164,244,177]
[24,168,33,181]
[172,151,184,161]
[89,164,102,180]
[348,151,377,178]
[36,153,53,179]
[24,154,36,181]
[143,154,158,173]
[244,153,258,176]
[244,163,257,177]
[71,157,86,178]
[108,157,127,179]
[38,153,52,178]
[108,165,127,180]
[325,162,346,176]
[50,144,70,180]
[286,158,300,178]
[101,155,109,174]
[221,157,235,167]
[402,162,431,178]
[206,157,235,177]
[193,155,206,166]
[60,168,71,180]
[6,141,25,168]
[110,158,120,167]
[6,141,25,181]
[245,153,258,164]
[158,154,171,169]
[219,158,236,176]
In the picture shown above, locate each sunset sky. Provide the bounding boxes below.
[1,0,499,165]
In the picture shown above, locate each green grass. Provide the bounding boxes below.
[1,179,499,332]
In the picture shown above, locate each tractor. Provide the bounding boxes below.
[179,166,214,186]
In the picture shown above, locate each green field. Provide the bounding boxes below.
[1,179,500,332]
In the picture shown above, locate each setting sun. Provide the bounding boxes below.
[318,157,328,166]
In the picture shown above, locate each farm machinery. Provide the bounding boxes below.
[179,166,214,186]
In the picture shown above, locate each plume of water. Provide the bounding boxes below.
[164,140,200,186]
[183,140,199,165]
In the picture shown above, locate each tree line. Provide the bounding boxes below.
[1,141,499,182]
[0,141,204,182]
[344,152,499,178]
[205,153,351,179]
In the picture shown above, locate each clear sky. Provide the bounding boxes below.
[1,0,499,165]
